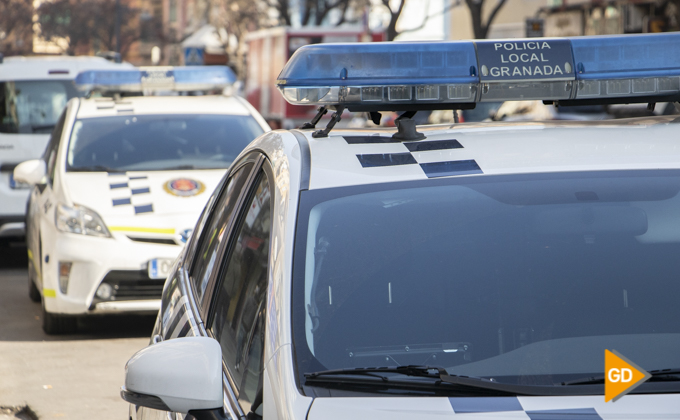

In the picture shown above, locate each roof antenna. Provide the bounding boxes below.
[392,111,425,141]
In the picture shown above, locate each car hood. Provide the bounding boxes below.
[62,170,225,238]
[307,394,680,420]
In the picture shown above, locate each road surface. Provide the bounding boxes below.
[0,244,156,420]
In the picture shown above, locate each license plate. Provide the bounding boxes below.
[148,258,175,280]
[9,173,30,189]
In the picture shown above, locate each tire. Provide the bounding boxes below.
[42,300,77,335]
[28,263,41,303]
[28,232,42,302]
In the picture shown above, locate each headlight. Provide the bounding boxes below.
[55,203,112,238]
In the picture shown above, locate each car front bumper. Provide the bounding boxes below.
[42,231,181,316]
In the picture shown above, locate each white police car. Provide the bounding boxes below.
[0,55,133,241]
[122,33,680,420]
[13,66,269,334]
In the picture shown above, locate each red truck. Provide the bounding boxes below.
[245,26,385,129]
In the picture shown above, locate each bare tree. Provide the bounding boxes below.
[465,0,508,39]
[299,0,352,25]
[378,0,407,41]
[37,0,140,57]
[0,0,34,55]
[379,0,507,41]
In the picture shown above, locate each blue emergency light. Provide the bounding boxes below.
[75,66,237,94]
[276,32,680,110]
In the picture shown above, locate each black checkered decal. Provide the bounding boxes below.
[448,398,604,419]
[108,173,154,214]
[346,136,482,178]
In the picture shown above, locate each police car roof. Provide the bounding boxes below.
[1,56,133,81]
[284,116,680,190]
[75,95,256,119]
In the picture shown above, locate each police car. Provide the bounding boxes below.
[0,55,133,241]
[13,66,269,334]
[122,33,680,420]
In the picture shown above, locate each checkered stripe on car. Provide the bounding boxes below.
[107,173,154,214]
[162,295,196,340]
[345,136,483,178]
[448,397,603,419]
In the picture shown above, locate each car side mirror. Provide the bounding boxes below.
[121,337,224,418]
[14,160,46,186]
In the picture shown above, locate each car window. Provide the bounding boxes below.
[190,162,254,301]
[65,114,264,172]
[292,172,680,385]
[0,81,76,134]
[209,169,271,410]
[183,174,227,276]
[45,110,67,185]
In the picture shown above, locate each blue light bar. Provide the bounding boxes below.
[75,66,237,93]
[571,33,680,100]
[276,33,680,110]
[278,42,478,86]
[277,42,479,106]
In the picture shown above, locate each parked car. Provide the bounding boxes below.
[13,66,269,334]
[123,33,680,420]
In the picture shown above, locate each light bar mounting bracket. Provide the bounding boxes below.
[312,106,345,138]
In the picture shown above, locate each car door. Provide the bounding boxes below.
[187,153,259,309]
[27,108,67,288]
[133,154,264,420]
[207,159,273,419]
[155,151,261,342]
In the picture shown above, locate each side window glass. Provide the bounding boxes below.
[190,162,254,301]
[183,174,227,272]
[238,303,266,414]
[45,110,66,184]
[210,170,271,411]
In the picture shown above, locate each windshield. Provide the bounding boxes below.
[66,114,264,171]
[292,171,680,390]
[0,81,78,134]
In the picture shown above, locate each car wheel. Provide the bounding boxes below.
[28,233,42,302]
[42,299,77,335]
[28,262,41,303]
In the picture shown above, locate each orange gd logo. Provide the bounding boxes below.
[605,349,651,402]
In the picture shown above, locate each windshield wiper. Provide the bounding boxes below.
[68,165,120,173]
[305,365,518,395]
[306,365,444,381]
[560,368,680,386]
[160,165,196,170]
[30,124,56,133]
[305,365,620,396]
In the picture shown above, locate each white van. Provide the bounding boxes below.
[0,55,132,241]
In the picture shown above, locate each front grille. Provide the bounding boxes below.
[127,236,178,245]
[91,270,164,308]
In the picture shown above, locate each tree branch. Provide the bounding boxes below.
[396,0,431,34]
[317,0,348,24]
[398,0,462,34]
[483,0,509,36]
[302,0,314,25]
[334,0,351,26]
